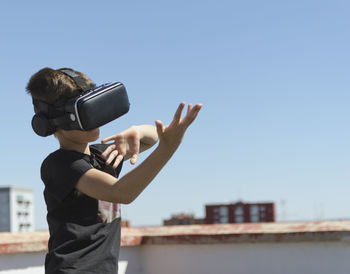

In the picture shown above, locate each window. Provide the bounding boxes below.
[213,207,220,224]
[17,195,24,204]
[213,206,229,224]
[259,206,266,220]
[235,205,244,223]
[219,206,229,223]
[250,205,259,223]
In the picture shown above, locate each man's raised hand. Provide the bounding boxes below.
[155,102,202,153]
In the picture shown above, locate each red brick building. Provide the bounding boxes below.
[205,202,275,224]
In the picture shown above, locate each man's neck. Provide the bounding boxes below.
[59,139,90,155]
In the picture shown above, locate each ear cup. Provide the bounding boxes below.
[31,113,56,137]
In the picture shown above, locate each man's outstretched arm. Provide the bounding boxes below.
[76,103,202,204]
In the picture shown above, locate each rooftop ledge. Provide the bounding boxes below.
[2,221,350,255]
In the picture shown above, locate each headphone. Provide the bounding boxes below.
[31,69,89,137]
[31,104,59,137]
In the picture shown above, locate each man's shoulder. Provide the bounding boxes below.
[40,148,94,189]
[41,148,90,172]
[41,149,61,167]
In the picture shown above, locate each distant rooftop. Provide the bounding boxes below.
[0,186,32,191]
[1,220,350,254]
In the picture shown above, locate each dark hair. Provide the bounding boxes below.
[26,67,95,107]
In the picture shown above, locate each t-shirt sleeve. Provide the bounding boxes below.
[41,151,93,202]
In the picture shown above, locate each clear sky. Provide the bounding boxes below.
[1,0,350,229]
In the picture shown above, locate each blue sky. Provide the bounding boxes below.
[1,0,350,229]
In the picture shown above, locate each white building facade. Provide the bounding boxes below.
[0,186,34,233]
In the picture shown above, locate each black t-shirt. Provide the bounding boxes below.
[41,144,123,274]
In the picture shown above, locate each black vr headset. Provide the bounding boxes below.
[32,69,130,137]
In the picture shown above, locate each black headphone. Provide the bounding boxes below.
[31,104,59,137]
[31,69,89,137]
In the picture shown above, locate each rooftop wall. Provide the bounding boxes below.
[1,221,350,274]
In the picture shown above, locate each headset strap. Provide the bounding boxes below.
[52,89,81,107]
[32,99,74,128]
[32,99,58,115]
[58,69,91,92]
[50,113,75,129]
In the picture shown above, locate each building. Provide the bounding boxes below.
[163,213,204,226]
[163,201,275,226]
[0,186,34,232]
[205,201,275,224]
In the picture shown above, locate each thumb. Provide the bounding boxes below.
[155,120,164,136]
[101,134,116,144]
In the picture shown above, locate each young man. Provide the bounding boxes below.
[26,67,202,273]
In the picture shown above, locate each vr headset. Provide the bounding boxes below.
[32,69,130,137]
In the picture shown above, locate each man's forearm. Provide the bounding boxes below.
[114,144,175,203]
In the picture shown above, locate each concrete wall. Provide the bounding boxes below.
[120,242,350,274]
[0,252,127,274]
[1,241,350,274]
[2,222,350,274]
[0,252,45,273]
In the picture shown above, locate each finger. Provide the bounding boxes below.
[170,102,185,125]
[101,135,117,144]
[155,120,164,136]
[182,104,202,126]
[128,140,139,165]
[106,150,119,165]
[112,155,124,169]
[101,144,116,159]
[186,104,192,115]
[188,104,202,123]
[130,154,138,165]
